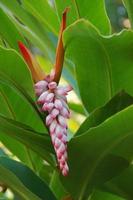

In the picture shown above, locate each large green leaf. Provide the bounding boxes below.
[0,46,49,167]
[76,91,133,135]
[55,0,111,35]
[0,156,56,200]
[64,20,133,112]
[23,0,59,35]
[0,115,55,166]
[75,91,133,165]
[50,171,68,200]
[0,8,25,51]
[0,46,46,131]
[61,105,133,199]
[90,190,124,200]
[0,47,50,169]
[102,165,133,200]
[0,0,55,60]
[0,78,51,172]
[0,81,45,132]
[0,46,34,98]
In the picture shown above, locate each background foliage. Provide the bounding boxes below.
[0,0,133,200]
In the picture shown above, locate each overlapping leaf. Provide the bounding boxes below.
[0,46,55,168]
[102,165,133,200]
[64,20,133,112]
[0,0,55,60]
[0,156,56,200]
[0,115,55,166]
[90,190,124,200]
[0,8,25,51]
[55,0,111,35]
[23,0,59,35]
[61,103,133,199]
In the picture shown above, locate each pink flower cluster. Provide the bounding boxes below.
[35,74,72,176]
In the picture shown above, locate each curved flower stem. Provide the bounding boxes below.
[53,7,69,84]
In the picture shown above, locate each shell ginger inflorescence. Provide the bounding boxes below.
[18,8,71,176]
[35,72,72,176]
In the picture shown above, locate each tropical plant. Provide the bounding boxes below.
[0,0,133,200]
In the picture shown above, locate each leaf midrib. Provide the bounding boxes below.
[78,107,133,199]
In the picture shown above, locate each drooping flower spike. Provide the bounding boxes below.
[18,8,72,176]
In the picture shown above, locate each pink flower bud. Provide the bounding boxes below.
[46,114,53,126]
[35,88,43,96]
[42,102,54,111]
[62,164,69,176]
[45,93,54,102]
[51,108,59,118]
[54,99,63,110]
[58,115,67,128]
[57,150,62,160]
[59,163,64,170]
[60,99,69,110]
[35,80,48,89]
[49,120,57,134]
[48,82,57,90]
[54,138,61,149]
[60,107,70,118]
[35,76,72,176]
[58,143,66,154]
[61,134,67,143]
[51,134,56,145]
[64,85,73,93]
[56,87,67,95]
[37,91,49,104]
[55,125,63,139]
[59,155,66,165]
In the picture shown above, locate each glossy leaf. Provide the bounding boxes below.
[0,47,49,169]
[50,171,68,200]
[0,0,55,60]
[23,0,59,35]
[90,190,124,200]
[0,156,56,200]
[0,46,35,98]
[55,0,111,35]
[0,81,54,170]
[61,105,133,199]
[0,47,50,168]
[0,115,55,166]
[69,102,86,115]
[0,8,25,51]
[103,165,133,200]
[76,91,133,135]
[64,20,133,112]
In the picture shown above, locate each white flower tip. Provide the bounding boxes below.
[62,164,69,176]
[46,114,53,126]
[51,108,59,118]
[48,82,57,90]
[54,99,63,110]
[35,80,48,89]
[45,93,54,102]
[37,91,49,104]
[58,115,67,128]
